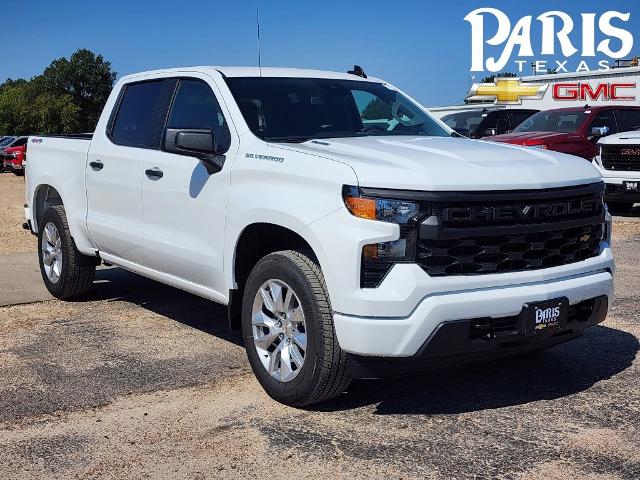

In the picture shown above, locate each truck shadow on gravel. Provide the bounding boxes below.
[84,266,243,347]
[323,326,638,414]
[81,267,638,415]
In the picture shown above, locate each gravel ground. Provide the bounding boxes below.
[0,174,34,255]
[0,174,639,479]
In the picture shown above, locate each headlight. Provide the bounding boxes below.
[343,190,422,224]
[343,186,429,287]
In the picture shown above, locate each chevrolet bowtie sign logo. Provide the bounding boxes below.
[466,78,549,105]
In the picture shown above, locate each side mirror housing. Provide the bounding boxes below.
[164,128,225,174]
[590,126,610,137]
[484,128,498,137]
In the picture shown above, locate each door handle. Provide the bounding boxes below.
[89,160,103,171]
[145,167,164,180]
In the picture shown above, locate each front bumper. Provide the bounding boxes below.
[334,269,612,357]
[348,295,608,378]
[2,157,22,170]
[604,182,640,203]
[592,160,640,202]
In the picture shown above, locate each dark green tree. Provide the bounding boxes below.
[362,98,392,120]
[41,49,116,132]
[0,49,116,135]
[480,71,517,84]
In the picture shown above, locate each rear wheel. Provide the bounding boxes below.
[607,201,633,215]
[38,206,96,299]
[242,250,351,406]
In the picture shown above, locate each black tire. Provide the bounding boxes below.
[241,250,351,406]
[13,169,24,176]
[607,201,633,215]
[37,205,96,299]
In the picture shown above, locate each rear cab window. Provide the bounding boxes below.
[110,80,170,148]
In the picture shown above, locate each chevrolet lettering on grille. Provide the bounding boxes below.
[443,198,600,223]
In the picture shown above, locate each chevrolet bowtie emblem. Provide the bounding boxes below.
[466,78,549,105]
[579,233,591,242]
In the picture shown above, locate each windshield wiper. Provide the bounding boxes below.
[263,135,311,143]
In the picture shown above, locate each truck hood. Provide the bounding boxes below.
[489,131,574,146]
[284,136,600,191]
[598,130,640,145]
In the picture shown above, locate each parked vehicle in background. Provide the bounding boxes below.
[24,66,613,406]
[2,143,27,175]
[489,106,640,159]
[0,136,27,151]
[441,108,538,138]
[0,136,23,173]
[593,130,640,213]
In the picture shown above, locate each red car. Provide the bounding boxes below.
[1,136,28,175]
[489,106,640,159]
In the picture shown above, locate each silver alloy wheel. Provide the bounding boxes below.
[251,279,307,382]
[41,222,63,284]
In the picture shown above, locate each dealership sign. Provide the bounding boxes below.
[465,8,634,73]
[467,78,637,104]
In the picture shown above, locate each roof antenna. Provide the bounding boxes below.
[256,7,262,77]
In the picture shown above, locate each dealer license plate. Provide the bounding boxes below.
[522,297,568,336]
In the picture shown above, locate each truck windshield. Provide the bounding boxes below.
[441,111,487,136]
[513,110,588,134]
[225,77,451,142]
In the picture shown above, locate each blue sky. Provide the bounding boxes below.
[3,0,639,106]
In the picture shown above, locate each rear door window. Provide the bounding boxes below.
[111,80,168,148]
[614,109,640,133]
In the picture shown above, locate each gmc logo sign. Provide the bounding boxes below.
[621,148,640,155]
[553,82,636,101]
[444,198,600,223]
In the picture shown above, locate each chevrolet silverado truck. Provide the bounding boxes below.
[25,67,614,406]
[490,106,640,159]
[594,130,640,213]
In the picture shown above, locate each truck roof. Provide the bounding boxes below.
[539,105,640,114]
[120,66,382,83]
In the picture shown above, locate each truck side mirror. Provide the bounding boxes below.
[164,128,224,174]
[590,126,609,137]
[484,127,498,137]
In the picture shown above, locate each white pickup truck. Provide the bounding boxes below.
[594,130,640,213]
[25,66,614,406]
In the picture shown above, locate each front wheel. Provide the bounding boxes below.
[37,206,96,299]
[242,250,351,406]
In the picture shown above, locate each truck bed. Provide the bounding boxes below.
[25,134,94,254]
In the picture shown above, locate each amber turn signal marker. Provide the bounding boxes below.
[344,196,376,220]
[362,243,378,259]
